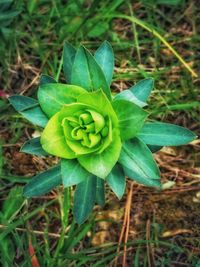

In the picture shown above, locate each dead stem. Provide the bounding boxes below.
[0,224,67,239]
[114,181,134,267]
[146,219,153,267]
[123,182,134,267]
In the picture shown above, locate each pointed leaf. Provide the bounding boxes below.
[9,95,37,111]
[138,122,197,146]
[73,175,96,224]
[9,95,48,127]
[23,165,62,197]
[130,78,154,102]
[40,74,56,85]
[2,187,25,221]
[96,177,105,207]
[124,166,161,187]
[94,41,114,86]
[119,138,161,187]
[21,137,48,156]
[71,46,111,99]
[106,164,125,199]
[112,99,148,140]
[0,237,14,265]
[77,89,118,126]
[78,130,121,179]
[61,159,91,187]
[38,83,86,117]
[63,42,76,83]
[114,90,147,107]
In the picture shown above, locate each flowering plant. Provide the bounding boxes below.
[9,41,196,224]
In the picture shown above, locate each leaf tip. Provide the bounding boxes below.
[19,146,24,153]
[8,95,16,105]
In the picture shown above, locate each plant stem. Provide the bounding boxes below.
[55,55,63,82]
[52,187,71,266]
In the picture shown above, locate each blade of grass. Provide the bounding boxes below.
[0,199,56,241]
[55,55,63,82]
[133,245,141,267]
[1,175,30,183]
[65,223,93,252]
[105,13,198,77]
[128,1,141,63]
[151,101,200,115]
[51,187,71,267]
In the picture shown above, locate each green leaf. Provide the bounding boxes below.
[73,175,96,224]
[88,21,109,38]
[22,107,48,127]
[137,122,197,146]
[0,238,14,267]
[61,159,91,187]
[41,112,76,159]
[40,74,56,85]
[51,98,114,157]
[114,90,147,107]
[143,0,183,6]
[43,101,109,157]
[77,90,118,127]
[2,187,25,222]
[78,130,121,179]
[106,164,125,199]
[130,78,154,102]
[0,9,20,22]
[112,99,148,140]
[71,46,111,100]
[94,41,114,86]
[119,138,161,187]
[63,42,76,83]
[124,166,161,187]
[20,137,48,156]
[9,95,48,127]
[38,83,86,117]
[23,165,62,197]
[9,95,37,111]
[96,177,105,206]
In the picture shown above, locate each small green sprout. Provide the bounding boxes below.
[9,41,197,224]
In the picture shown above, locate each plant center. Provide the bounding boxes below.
[62,109,109,149]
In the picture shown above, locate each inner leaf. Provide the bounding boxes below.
[87,109,105,133]
[61,108,111,155]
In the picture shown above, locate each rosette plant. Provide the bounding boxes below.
[9,41,197,224]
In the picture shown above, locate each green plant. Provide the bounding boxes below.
[9,41,197,224]
[0,0,21,64]
[0,186,25,266]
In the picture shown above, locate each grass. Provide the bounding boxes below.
[0,0,200,266]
